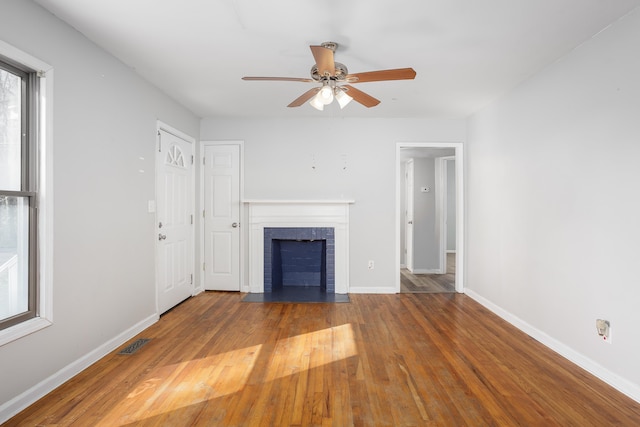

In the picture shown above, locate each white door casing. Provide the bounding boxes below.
[396,142,465,293]
[156,127,194,313]
[203,143,241,291]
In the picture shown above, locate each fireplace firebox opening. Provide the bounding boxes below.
[264,227,335,293]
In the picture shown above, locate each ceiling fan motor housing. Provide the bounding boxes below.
[311,62,348,82]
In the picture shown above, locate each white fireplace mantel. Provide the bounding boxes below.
[245,200,354,294]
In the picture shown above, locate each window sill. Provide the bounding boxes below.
[0,317,53,347]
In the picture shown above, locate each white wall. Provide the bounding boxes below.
[467,8,640,399]
[201,118,466,292]
[0,0,199,415]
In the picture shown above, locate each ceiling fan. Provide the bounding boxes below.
[242,42,416,110]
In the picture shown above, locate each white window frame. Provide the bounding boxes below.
[0,40,54,346]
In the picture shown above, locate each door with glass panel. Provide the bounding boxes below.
[156,128,194,314]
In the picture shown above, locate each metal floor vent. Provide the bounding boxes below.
[119,338,150,355]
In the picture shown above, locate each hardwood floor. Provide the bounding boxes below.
[7,292,640,426]
[401,253,456,293]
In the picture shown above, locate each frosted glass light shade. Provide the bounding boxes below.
[319,85,334,105]
[309,93,324,110]
[335,89,353,109]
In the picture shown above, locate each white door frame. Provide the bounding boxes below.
[155,121,196,313]
[396,142,464,293]
[199,140,245,292]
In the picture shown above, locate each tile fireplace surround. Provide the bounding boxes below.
[246,200,354,294]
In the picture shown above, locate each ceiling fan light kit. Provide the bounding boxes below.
[335,87,353,109]
[319,84,334,105]
[309,84,353,111]
[242,41,416,111]
[309,92,325,111]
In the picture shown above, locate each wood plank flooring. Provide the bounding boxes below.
[401,253,456,293]
[6,291,640,426]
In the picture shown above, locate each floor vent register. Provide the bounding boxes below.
[118,338,150,355]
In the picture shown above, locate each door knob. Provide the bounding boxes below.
[158,233,167,240]
[231,222,239,228]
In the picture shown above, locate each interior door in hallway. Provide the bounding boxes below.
[405,159,415,272]
[203,144,240,291]
[156,129,194,314]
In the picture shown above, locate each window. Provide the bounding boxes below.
[0,40,52,345]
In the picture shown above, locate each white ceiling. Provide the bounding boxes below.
[35,0,640,119]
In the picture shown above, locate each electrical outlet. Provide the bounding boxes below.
[368,260,374,270]
[596,319,611,343]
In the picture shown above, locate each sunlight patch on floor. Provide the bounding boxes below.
[264,323,358,381]
[96,323,358,425]
[96,344,263,426]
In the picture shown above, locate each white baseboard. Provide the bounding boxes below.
[464,289,640,404]
[349,286,398,294]
[411,268,443,274]
[0,313,159,424]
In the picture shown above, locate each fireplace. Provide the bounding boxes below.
[264,227,335,293]
[246,200,353,294]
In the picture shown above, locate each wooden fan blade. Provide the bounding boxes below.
[310,45,335,77]
[243,76,314,82]
[342,85,380,108]
[287,88,321,107]
[345,68,416,83]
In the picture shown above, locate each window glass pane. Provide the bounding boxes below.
[0,68,22,191]
[0,196,29,320]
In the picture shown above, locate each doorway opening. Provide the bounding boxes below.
[396,143,464,294]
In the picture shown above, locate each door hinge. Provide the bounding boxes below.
[190,214,193,225]
[202,210,205,218]
[191,155,194,165]
[190,274,193,285]
[157,130,161,152]
[203,156,206,166]
[203,262,206,271]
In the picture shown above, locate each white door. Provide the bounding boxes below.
[405,159,414,272]
[203,144,240,291]
[156,129,194,313]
